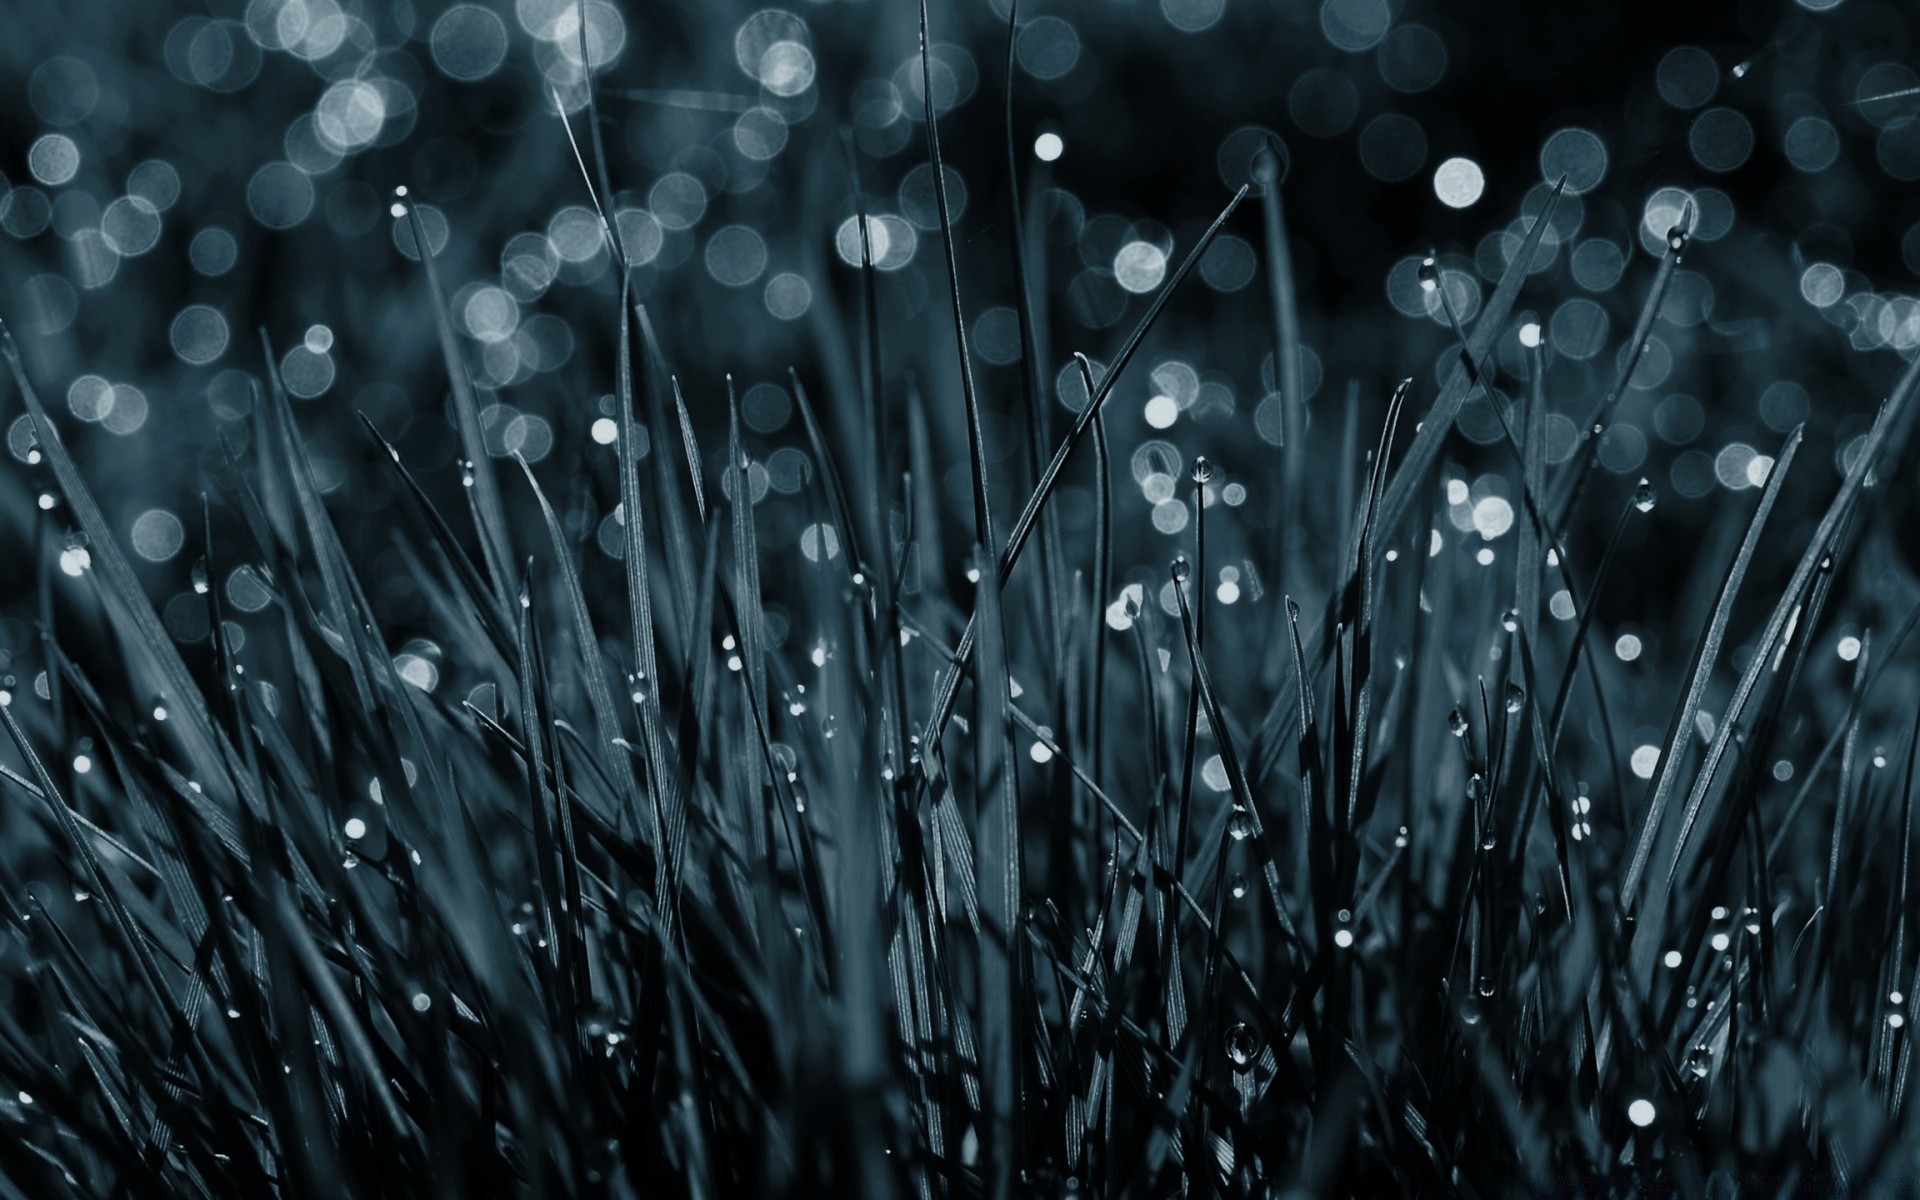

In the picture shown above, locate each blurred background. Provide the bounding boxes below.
[3,0,1919,755]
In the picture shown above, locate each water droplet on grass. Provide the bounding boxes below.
[1223,1022,1258,1067]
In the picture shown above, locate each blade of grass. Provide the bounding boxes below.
[1617,425,1801,909]
[921,0,995,554]
[1255,144,1307,606]
[2,326,237,808]
[914,188,1249,764]
[401,196,514,609]
[969,541,1022,1200]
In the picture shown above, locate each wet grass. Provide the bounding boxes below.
[4,9,1920,1200]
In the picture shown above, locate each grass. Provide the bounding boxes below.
[4,1,1920,1196]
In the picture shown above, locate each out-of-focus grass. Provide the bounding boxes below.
[4,0,1920,1195]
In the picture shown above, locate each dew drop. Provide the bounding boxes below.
[1223,1022,1258,1067]
[1448,707,1470,737]
[1632,478,1657,513]
[1171,555,1191,583]
[1190,456,1213,485]
[1227,807,1253,840]
[1504,681,1525,713]
[1418,254,1439,291]
[1666,224,1689,255]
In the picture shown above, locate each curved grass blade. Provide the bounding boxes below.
[2,327,234,804]
[1619,425,1802,908]
[1550,203,1692,532]
[1370,180,1561,546]
[513,454,628,781]
[1172,563,1302,952]
[1255,144,1307,602]
[916,191,1249,762]
[921,0,995,553]
[402,196,514,608]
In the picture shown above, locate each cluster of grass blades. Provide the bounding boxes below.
[6,3,1920,1197]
